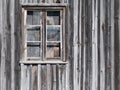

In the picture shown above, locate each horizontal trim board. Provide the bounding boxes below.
[20,61,68,64]
[21,3,68,7]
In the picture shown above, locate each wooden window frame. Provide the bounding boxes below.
[21,7,66,63]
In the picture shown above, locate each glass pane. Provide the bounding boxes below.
[47,27,60,41]
[27,43,41,57]
[47,11,60,25]
[27,11,42,25]
[46,43,61,58]
[27,27,41,41]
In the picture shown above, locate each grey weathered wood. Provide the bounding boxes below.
[0,0,7,90]
[73,0,79,90]
[78,0,82,90]
[61,65,66,90]
[92,0,98,90]
[58,64,62,90]
[10,0,15,90]
[26,65,30,90]
[38,64,41,90]
[110,0,115,89]
[41,65,47,90]
[65,63,69,90]
[32,65,38,90]
[1,0,120,90]
[52,65,57,90]
[47,64,51,90]
[100,0,105,90]
[21,64,27,90]
[82,0,86,90]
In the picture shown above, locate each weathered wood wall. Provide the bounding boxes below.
[0,0,120,90]
[73,0,119,90]
[0,0,21,90]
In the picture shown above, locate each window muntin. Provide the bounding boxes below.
[23,8,64,61]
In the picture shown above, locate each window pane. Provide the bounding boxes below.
[27,27,41,41]
[46,43,61,58]
[47,27,60,41]
[27,43,41,57]
[27,11,42,25]
[47,11,60,25]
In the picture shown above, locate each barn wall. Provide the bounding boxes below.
[73,0,119,90]
[0,0,21,90]
[0,0,120,90]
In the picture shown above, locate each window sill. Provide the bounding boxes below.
[20,60,68,64]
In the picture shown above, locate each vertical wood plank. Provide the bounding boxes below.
[61,65,66,90]
[110,0,115,89]
[26,65,30,90]
[82,0,86,90]
[78,0,82,90]
[32,65,38,90]
[0,0,4,90]
[30,65,32,90]
[100,0,105,90]
[38,64,41,90]
[52,65,57,90]
[114,0,119,90]
[73,0,79,90]
[47,64,51,90]
[10,0,15,90]
[20,64,24,90]
[58,64,62,90]
[21,64,27,90]
[106,0,111,89]
[0,0,7,90]
[41,65,47,90]
[92,0,98,90]
[65,63,69,90]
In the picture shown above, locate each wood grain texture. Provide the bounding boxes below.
[0,0,120,90]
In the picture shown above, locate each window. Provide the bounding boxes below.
[22,7,65,62]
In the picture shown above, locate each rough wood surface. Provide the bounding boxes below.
[72,0,119,90]
[0,0,120,90]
